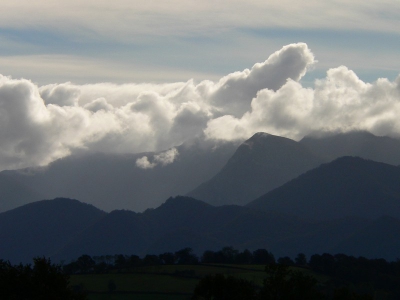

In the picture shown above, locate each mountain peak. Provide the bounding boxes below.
[187,133,323,206]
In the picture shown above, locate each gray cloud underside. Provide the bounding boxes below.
[0,43,399,171]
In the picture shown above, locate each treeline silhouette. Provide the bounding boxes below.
[0,257,86,299]
[62,247,400,299]
[3,247,400,299]
[63,247,277,274]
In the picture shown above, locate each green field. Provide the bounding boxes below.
[70,264,272,300]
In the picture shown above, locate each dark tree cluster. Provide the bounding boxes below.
[0,257,86,300]
[63,247,278,274]
[309,253,400,299]
[192,264,369,300]
[60,247,400,299]
[201,247,276,265]
[63,247,199,274]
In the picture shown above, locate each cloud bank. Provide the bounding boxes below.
[0,43,399,171]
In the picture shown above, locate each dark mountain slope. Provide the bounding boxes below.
[247,156,400,221]
[300,131,400,165]
[3,195,399,261]
[333,216,400,261]
[0,138,240,213]
[53,197,251,260]
[187,133,324,206]
[0,198,106,263]
[52,196,377,261]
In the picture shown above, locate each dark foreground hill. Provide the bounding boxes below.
[247,156,400,221]
[4,196,400,263]
[0,198,106,263]
[187,133,324,206]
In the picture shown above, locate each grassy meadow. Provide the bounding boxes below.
[69,264,273,299]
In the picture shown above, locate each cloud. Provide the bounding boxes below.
[136,148,179,169]
[209,43,315,117]
[0,43,399,172]
[205,66,400,141]
[135,156,155,169]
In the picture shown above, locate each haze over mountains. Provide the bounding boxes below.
[187,133,324,206]
[2,130,400,263]
[2,130,400,213]
[0,138,240,212]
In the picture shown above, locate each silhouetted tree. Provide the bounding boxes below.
[236,249,253,264]
[295,253,307,266]
[175,248,199,264]
[143,254,161,265]
[159,252,176,264]
[278,256,295,266]
[114,254,127,269]
[0,257,86,299]
[252,249,275,264]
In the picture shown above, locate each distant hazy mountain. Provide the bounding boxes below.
[2,130,399,213]
[247,156,400,221]
[0,198,106,264]
[0,138,240,212]
[0,171,45,212]
[300,131,400,165]
[3,196,400,262]
[187,133,324,206]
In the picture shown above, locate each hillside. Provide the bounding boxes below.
[0,198,106,263]
[247,156,400,220]
[187,133,324,206]
[2,195,400,262]
[50,196,375,261]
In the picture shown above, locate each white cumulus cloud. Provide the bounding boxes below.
[0,43,399,172]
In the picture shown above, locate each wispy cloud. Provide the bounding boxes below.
[1,1,399,38]
[136,148,179,169]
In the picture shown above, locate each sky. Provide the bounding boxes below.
[0,1,399,171]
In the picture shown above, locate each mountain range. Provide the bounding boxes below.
[2,131,400,263]
[3,130,400,212]
[0,138,240,212]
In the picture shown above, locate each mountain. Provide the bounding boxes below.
[247,156,400,221]
[332,216,400,261]
[0,138,240,213]
[187,133,324,206]
[0,198,106,264]
[2,196,400,262]
[300,131,400,165]
[49,196,375,261]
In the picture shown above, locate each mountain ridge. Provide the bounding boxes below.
[247,156,400,220]
[187,132,324,206]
